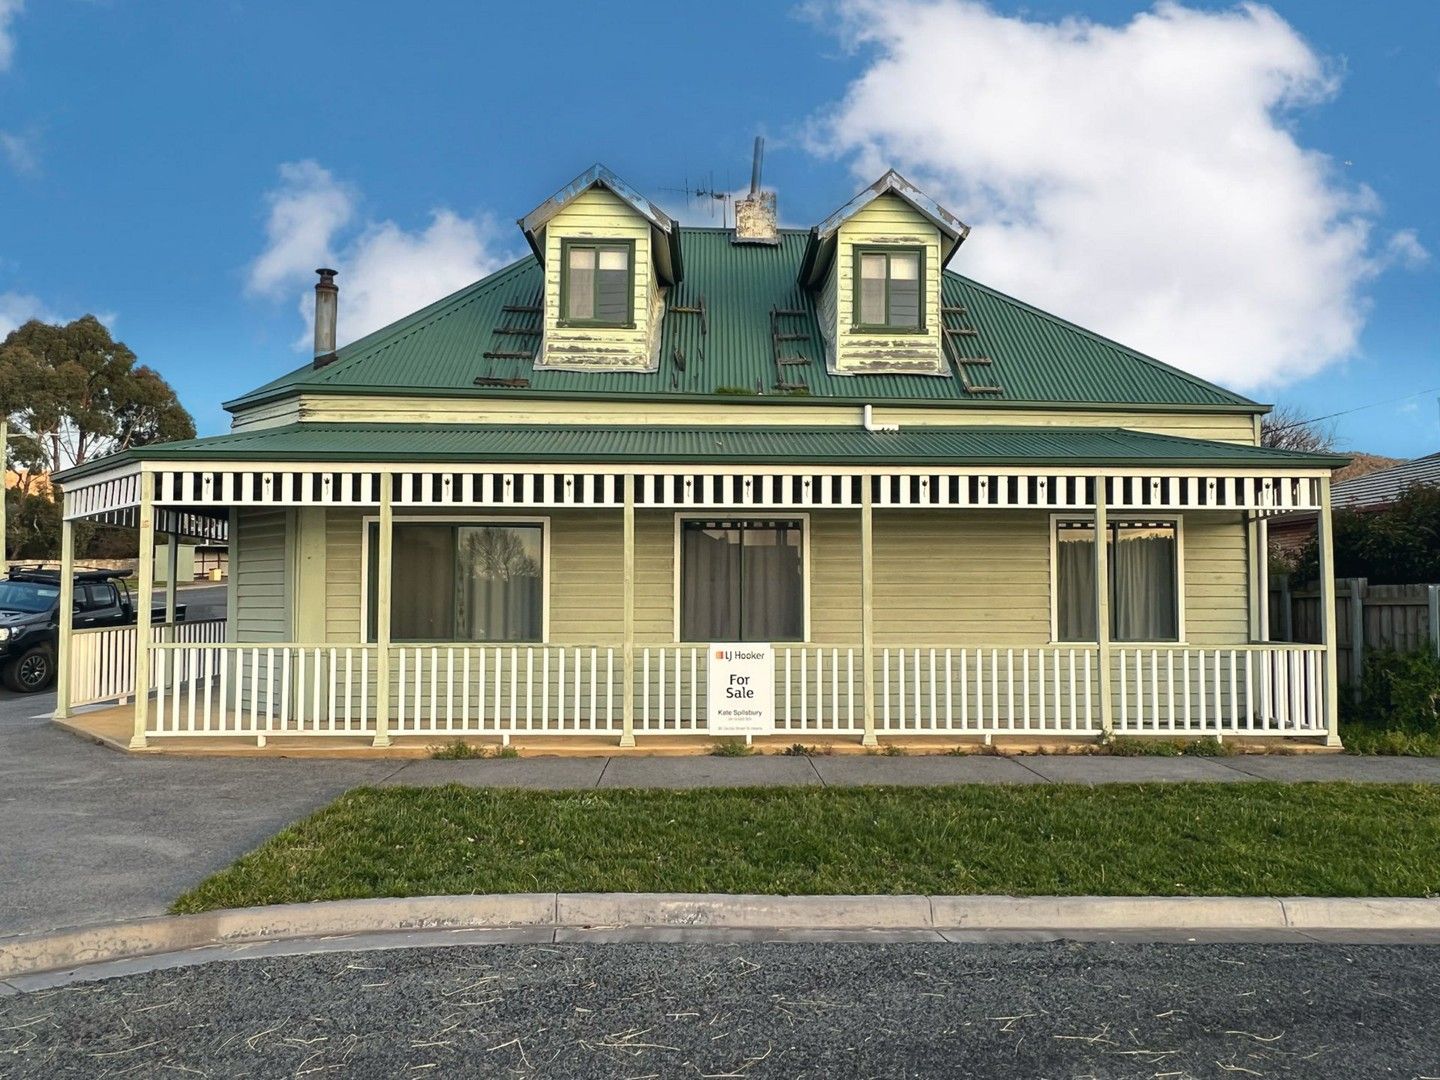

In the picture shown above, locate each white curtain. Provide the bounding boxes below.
[1056,528,1097,641]
[1111,527,1177,641]
[1056,522,1178,642]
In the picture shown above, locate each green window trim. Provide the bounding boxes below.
[558,237,637,329]
[850,244,927,333]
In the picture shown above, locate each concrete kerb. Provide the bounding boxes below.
[7,893,1440,982]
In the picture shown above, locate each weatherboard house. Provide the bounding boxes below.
[53,166,1347,750]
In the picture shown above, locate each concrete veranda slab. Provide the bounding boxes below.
[1018,755,1254,784]
[809,753,1044,786]
[597,754,822,789]
[379,757,608,789]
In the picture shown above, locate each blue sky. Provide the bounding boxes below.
[0,0,1435,455]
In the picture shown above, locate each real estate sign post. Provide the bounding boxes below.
[707,644,774,737]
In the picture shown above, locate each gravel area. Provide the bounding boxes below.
[3,941,1437,1077]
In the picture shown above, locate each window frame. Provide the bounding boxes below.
[360,514,551,644]
[557,237,637,329]
[671,512,812,644]
[1048,513,1187,645]
[850,243,928,333]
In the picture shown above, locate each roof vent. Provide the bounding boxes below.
[733,137,779,246]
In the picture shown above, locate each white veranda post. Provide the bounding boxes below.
[130,472,156,749]
[372,480,393,748]
[1317,476,1341,747]
[55,517,75,720]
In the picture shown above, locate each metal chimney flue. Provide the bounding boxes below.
[733,137,779,246]
[313,268,339,367]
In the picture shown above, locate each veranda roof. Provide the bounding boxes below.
[58,423,1344,481]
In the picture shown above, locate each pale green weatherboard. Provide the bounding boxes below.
[224,229,1259,412]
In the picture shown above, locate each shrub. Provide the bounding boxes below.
[710,738,754,757]
[1347,649,1440,733]
[429,740,517,760]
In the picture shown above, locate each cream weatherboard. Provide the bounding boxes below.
[52,162,1346,752]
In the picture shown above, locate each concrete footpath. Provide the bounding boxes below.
[8,689,1440,942]
[382,749,1440,788]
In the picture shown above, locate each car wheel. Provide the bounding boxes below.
[3,646,54,693]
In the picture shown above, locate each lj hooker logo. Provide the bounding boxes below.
[716,649,767,661]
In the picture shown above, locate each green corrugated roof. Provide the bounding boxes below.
[78,423,1338,473]
[225,229,1258,412]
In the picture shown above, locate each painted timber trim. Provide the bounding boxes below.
[63,461,1330,521]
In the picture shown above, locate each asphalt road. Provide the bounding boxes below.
[4,940,1439,1077]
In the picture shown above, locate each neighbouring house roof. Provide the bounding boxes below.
[57,423,1343,481]
[1333,450,1440,509]
[225,230,1260,414]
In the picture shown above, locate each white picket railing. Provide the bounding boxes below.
[877,646,1100,735]
[1113,645,1326,735]
[70,619,227,707]
[149,642,378,737]
[391,644,619,737]
[121,638,1328,741]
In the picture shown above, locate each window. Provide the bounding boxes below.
[77,584,116,612]
[679,519,805,642]
[367,522,544,642]
[560,239,633,325]
[1054,519,1180,642]
[855,247,923,330]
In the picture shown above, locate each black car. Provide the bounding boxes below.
[0,568,184,693]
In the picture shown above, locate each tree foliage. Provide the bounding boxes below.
[0,315,195,476]
[1296,483,1440,586]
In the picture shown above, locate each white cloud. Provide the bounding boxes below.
[1383,229,1430,271]
[0,0,22,72]
[0,130,37,174]
[249,160,514,349]
[808,0,1419,391]
[0,290,57,338]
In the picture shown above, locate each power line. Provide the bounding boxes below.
[1265,385,1440,435]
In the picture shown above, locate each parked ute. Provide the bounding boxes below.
[0,568,185,693]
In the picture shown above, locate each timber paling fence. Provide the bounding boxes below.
[1269,576,1440,688]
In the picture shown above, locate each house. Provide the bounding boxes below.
[52,165,1348,751]
[1268,450,1438,559]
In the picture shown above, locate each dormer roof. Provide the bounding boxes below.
[518,163,684,284]
[799,170,970,288]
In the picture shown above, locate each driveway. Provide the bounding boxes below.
[0,691,400,938]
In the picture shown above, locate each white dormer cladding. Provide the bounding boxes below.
[802,171,969,377]
[520,165,682,372]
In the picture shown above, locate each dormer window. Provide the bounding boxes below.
[855,246,924,331]
[561,239,634,327]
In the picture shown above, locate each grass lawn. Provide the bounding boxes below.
[173,783,1440,912]
[1342,724,1440,756]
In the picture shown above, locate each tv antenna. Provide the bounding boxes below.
[661,169,733,228]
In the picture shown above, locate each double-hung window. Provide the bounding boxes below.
[1054,519,1180,642]
[561,239,633,326]
[367,522,545,642]
[855,246,923,330]
[679,519,805,642]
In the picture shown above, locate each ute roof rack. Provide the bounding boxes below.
[6,566,135,584]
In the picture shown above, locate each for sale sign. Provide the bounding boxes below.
[707,644,775,736]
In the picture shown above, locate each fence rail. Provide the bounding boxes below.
[1114,645,1326,735]
[70,619,227,707]
[110,639,1328,741]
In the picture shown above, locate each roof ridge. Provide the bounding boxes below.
[942,270,1259,409]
